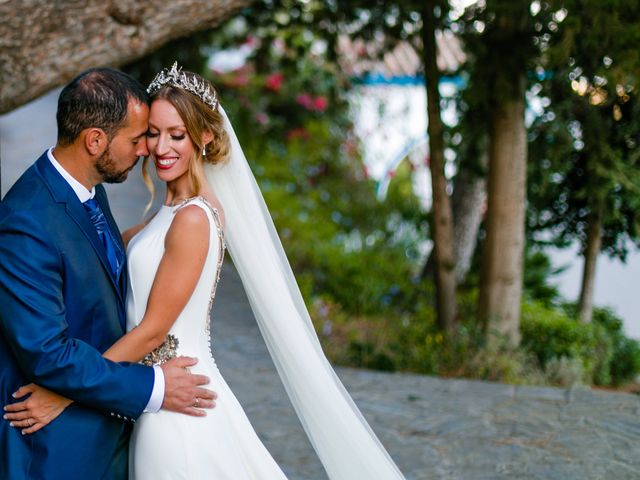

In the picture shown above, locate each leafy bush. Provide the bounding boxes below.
[520,301,613,385]
[609,336,640,386]
[313,289,638,388]
[521,301,594,367]
[543,356,585,386]
[592,307,640,386]
[310,296,438,374]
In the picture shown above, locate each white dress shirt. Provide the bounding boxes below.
[47,148,164,413]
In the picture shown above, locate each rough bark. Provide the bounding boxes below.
[451,149,487,282]
[419,148,487,283]
[578,203,604,324]
[478,93,527,347]
[423,5,457,332]
[0,0,254,113]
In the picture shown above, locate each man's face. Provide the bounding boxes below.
[96,100,149,184]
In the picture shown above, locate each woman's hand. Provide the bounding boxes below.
[3,384,72,435]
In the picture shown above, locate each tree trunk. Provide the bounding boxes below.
[419,147,487,283]
[0,0,254,113]
[422,4,457,332]
[451,148,487,282]
[478,93,527,347]
[578,202,604,323]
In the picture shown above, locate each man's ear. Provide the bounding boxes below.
[84,128,107,156]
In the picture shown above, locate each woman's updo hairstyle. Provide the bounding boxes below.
[143,71,230,205]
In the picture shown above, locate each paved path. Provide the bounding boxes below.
[2,91,640,479]
[212,262,640,480]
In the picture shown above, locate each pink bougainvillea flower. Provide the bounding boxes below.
[296,93,329,112]
[296,93,314,109]
[226,69,250,88]
[264,73,284,92]
[255,112,270,125]
[312,96,328,112]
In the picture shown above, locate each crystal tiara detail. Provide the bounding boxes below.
[147,62,219,110]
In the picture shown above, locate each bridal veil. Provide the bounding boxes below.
[205,107,405,479]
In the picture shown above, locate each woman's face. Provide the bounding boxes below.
[147,99,195,184]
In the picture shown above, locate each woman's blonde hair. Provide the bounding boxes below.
[142,72,230,210]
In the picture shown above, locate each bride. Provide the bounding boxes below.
[6,64,405,479]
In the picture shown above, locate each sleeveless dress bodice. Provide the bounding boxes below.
[126,198,224,366]
[126,197,287,480]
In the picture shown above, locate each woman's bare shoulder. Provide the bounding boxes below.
[192,193,226,230]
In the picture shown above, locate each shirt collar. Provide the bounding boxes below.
[47,147,96,203]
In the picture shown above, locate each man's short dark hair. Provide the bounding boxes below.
[56,68,149,146]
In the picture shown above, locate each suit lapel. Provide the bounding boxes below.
[36,155,126,320]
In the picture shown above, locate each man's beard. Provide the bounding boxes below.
[95,147,137,184]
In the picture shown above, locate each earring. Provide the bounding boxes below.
[202,145,206,157]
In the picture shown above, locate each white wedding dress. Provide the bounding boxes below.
[126,196,288,480]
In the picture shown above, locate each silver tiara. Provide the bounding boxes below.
[147,62,219,110]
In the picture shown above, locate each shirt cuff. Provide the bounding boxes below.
[144,365,165,413]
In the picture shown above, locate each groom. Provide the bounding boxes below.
[0,68,216,479]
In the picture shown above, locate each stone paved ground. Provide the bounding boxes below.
[3,90,640,480]
[212,262,640,480]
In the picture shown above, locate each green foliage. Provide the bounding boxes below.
[220,104,424,315]
[522,248,563,306]
[527,0,640,261]
[200,13,427,316]
[126,2,640,390]
[521,302,594,370]
[519,301,640,386]
[542,356,585,387]
[591,306,640,386]
[316,291,638,388]
[460,1,541,105]
[609,336,640,387]
[216,1,640,390]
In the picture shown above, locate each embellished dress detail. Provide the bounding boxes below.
[140,333,179,366]
[126,197,286,479]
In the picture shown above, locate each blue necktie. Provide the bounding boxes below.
[83,198,124,279]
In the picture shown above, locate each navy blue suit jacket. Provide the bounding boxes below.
[0,153,154,479]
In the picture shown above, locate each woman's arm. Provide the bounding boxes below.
[105,204,209,363]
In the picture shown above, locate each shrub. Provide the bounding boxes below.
[592,307,640,386]
[520,302,599,384]
[521,301,598,381]
[520,301,640,386]
[609,336,640,386]
[543,356,585,386]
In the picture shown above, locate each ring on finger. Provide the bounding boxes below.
[193,397,199,407]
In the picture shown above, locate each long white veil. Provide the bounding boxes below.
[205,107,405,479]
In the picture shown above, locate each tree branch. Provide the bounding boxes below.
[0,0,255,113]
